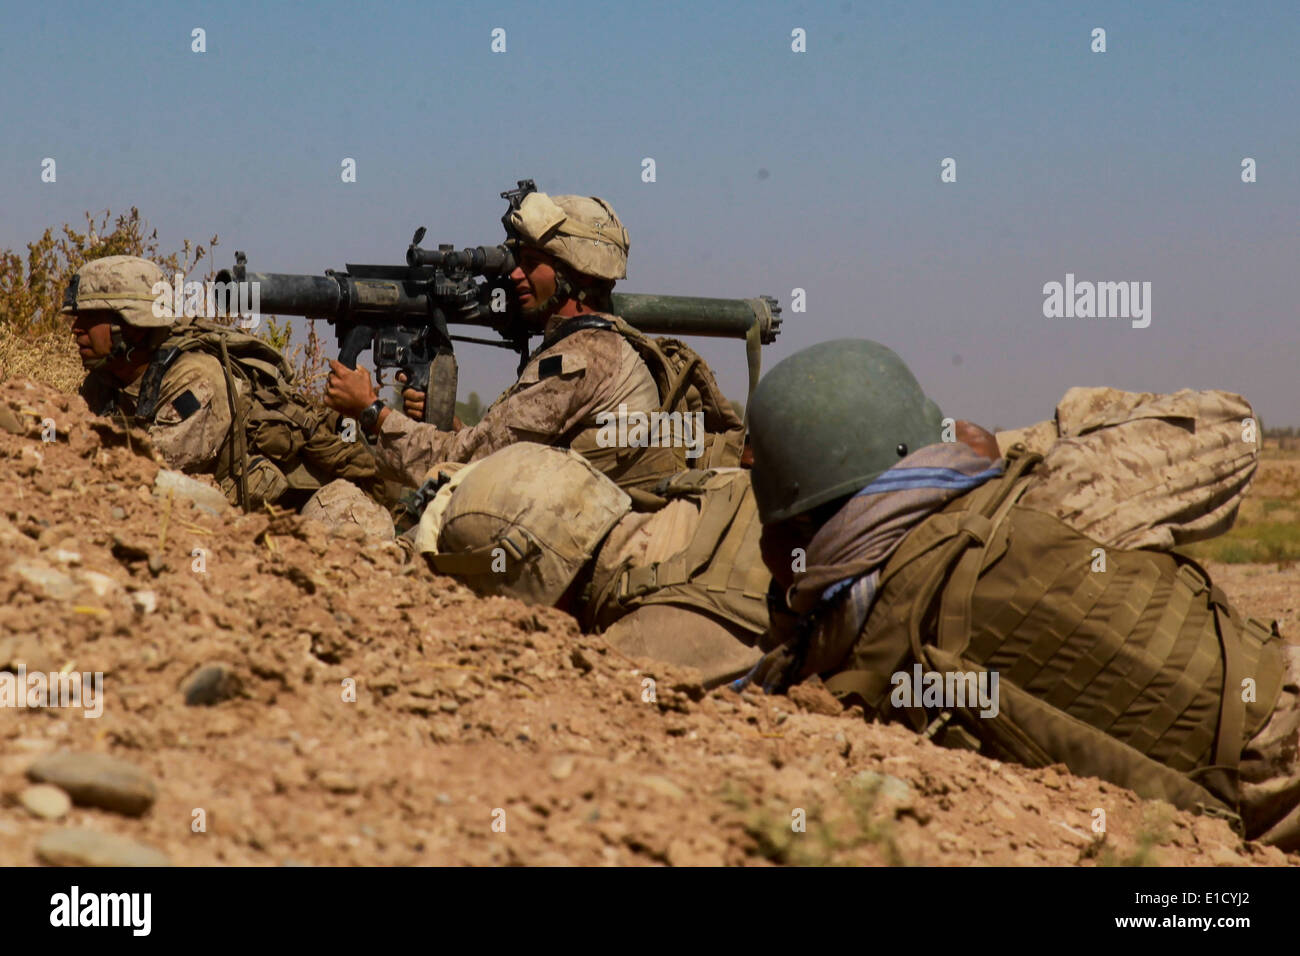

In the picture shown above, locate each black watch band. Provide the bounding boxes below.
[359,399,386,434]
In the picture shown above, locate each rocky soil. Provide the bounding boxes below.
[0,377,1296,866]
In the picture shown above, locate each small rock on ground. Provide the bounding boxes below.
[19,784,72,821]
[182,664,242,706]
[153,469,229,516]
[27,752,158,817]
[37,828,170,867]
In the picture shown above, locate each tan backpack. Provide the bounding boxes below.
[421,444,631,606]
[136,318,382,509]
[416,447,770,640]
[821,447,1283,822]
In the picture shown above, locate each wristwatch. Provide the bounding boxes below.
[359,399,386,435]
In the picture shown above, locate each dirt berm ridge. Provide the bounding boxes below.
[0,377,1295,866]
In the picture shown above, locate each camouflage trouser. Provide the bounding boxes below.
[1241,643,1300,849]
[996,387,1258,550]
[600,604,762,690]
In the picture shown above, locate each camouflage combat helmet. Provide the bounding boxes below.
[430,443,631,605]
[503,191,630,281]
[748,339,946,524]
[61,255,174,328]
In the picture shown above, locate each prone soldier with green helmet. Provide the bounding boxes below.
[322,189,747,504]
[64,255,391,535]
[744,339,1300,849]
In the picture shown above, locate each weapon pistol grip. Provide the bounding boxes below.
[338,325,373,370]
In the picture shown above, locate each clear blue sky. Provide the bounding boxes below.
[3,0,1297,427]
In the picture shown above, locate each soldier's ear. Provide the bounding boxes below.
[123,326,158,346]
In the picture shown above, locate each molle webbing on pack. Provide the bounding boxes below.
[543,314,746,501]
[831,446,1283,815]
[218,335,251,510]
[133,318,380,504]
[825,450,1042,707]
[582,468,770,637]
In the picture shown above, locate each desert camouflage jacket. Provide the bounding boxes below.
[81,350,236,475]
[374,318,658,488]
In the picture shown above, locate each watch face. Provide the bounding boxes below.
[361,401,381,430]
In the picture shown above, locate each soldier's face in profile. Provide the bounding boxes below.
[68,310,117,367]
[510,247,558,319]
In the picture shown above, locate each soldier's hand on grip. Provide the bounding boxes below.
[395,372,427,421]
[324,360,378,417]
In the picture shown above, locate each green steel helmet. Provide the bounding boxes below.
[748,339,945,524]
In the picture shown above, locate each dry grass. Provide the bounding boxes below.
[256,315,329,403]
[0,208,328,401]
[1,207,215,338]
[1180,441,1300,566]
[0,326,84,392]
[0,208,214,392]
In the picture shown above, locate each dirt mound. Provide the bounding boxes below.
[0,377,1294,866]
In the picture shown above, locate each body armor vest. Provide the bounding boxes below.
[536,315,746,505]
[133,319,380,508]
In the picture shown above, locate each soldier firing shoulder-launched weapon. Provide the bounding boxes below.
[216,180,782,430]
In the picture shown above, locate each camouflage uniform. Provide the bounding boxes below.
[586,488,765,684]
[66,256,389,537]
[996,387,1300,850]
[82,350,234,476]
[1240,645,1300,848]
[996,386,1259,550]
[300,478,394,540]
[373,322,659,487]
[416,444,767,687]
[746,339,1298,849]
[373,190,744,495]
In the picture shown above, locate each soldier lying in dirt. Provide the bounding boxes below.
[743,339,1298,850]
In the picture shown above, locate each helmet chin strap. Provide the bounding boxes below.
[530,266,577,316]
[108,324,133,360]
[516,240,603,316]
[89,322,152,373]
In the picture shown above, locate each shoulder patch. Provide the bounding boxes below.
[517,351,588,386]
[172,390,201,421]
